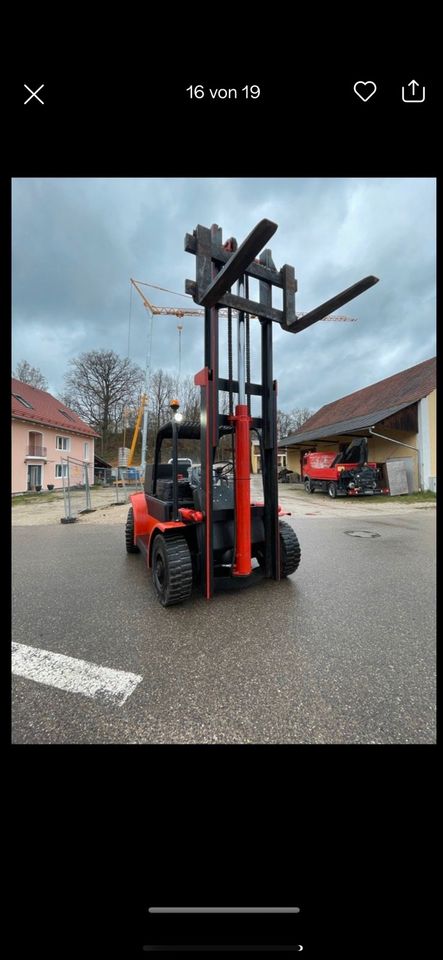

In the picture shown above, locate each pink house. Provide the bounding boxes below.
[11,378,98,494]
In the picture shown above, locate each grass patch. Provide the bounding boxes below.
[12,492,64,506]
[392,490,436,504]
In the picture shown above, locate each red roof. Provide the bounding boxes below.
[11,378,99,437]
[298,357,436,433]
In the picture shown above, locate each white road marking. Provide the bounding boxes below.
[11,642,142,706]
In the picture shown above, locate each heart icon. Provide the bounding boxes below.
[354,81,377,101]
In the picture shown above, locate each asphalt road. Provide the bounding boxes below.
[12,512,436,743]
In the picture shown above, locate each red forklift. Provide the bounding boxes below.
[125,219,379,604]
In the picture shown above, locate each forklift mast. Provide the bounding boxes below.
[185,220,378,598]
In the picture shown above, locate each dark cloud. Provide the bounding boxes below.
[12,178,435,412]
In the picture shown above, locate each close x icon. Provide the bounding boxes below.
[24,84,44,105]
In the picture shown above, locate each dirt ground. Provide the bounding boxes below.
[11,478,435,526]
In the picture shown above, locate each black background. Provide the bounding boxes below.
[6,43,437,958]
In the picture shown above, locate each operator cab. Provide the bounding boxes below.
[168,457,192,479]
[144,422,235,519]
[189,461,235,510]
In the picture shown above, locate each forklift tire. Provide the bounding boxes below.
[305,478,314,493]
[328,482,337,499]
[125,507,140,553]
[151,533,193,607]
[279,520,301,577]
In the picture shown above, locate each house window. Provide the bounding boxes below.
[58,408,76,422]
[56,436,70,451]
[28,431,44,456]
[83,442,89,461]
[55,464,68,478]
[12,392,34,409]
[27,464,42,490]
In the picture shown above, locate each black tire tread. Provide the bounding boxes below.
[152,533,193,606]
[125,507,140,553]
[279,520,301,577]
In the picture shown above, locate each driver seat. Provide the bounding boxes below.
[191,474,235,512]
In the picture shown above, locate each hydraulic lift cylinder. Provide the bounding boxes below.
[230,274,252,576]
[231,403,252,576]
[237,276,246,406]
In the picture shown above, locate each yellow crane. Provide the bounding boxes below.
[127,393,147,467]
[130,278,357,322]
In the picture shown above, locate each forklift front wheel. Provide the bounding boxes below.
[279,520,301,577]
[151,533,193,607]
[327,482,337,499]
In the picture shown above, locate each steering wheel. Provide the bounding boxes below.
[214,460,234,479]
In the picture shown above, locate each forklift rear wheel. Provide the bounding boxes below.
[305,478,314,493]
[328,482,337,499]
[125,507,140,553]
[152,534,193,607]
[279,520,301,577]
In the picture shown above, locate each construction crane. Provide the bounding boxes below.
[130,278,357,322]
[127,394,147,467]
[131,279,206,317]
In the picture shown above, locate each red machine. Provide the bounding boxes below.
[303,438,389,498]
[126,219,379,604]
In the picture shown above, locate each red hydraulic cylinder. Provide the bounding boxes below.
[230,403,252,576]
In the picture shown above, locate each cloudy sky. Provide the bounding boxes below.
[12,178,436,416]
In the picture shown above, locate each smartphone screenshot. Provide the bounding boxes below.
[8,50,436,957]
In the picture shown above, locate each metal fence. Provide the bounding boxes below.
[60,459,143,523]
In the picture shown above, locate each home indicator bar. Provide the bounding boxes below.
[143,946,303,952]
[148,908,300,914]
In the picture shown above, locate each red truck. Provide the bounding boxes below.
[303,438,389,498]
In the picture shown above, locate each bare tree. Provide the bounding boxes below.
[177,374,200,422]
[63,350,145,453]
[14,360,48,391]
[289,407,313,432]
[277,406,313,439]
[147,369,175,434]
[277,409,294,440]
[58,389,77,410]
